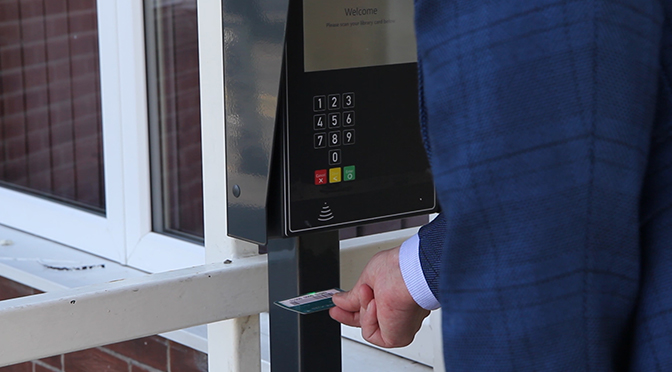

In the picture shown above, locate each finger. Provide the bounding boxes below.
[357,284,375,309]
[328,306,360,327]
[360,298,385,347]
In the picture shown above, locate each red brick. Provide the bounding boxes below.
[0,23,20,44]
[38,355,61,370]
[0,1,19,22]
[0,362,31,372]
[169,342,207,372]
[34,363,59,372]
[72,90,100,114]
[0,46,23,70]
[18,0,45,19]
[0,277,35,301]
[44,3,68,35]
[68,9,97,33]
[24,88,49,109]
[130,364,154,372]
[69,0,96,13]
[70,57,98,77]
[64,348,128,372]
[2,88,25,114]
[46,37,71,61]
[23,65,48,90]
[19,18,45,45]
[104,336,167,372]
[69,32,98,55]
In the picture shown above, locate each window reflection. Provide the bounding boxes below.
[0,0,105,213]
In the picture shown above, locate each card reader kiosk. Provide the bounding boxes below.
[223,0,436,371]
[278,0,435,236]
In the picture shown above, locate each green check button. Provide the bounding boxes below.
[343,165,356,181]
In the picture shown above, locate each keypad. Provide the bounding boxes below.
[314,92,356,185]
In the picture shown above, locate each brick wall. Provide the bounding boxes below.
[0,0,105,212]
[0,276,207,372]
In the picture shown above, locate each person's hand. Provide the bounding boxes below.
[329,246,430,348]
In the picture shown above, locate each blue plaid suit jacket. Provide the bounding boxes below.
[415,1,672,370]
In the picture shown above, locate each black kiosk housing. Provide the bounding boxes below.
[223,0,436,370]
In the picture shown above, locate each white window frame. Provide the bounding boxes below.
[0,0,203,273]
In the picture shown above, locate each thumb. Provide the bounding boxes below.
[331,290,361,312]
[332,284,374,312]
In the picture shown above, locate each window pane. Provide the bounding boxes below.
[145,0,204,241]
[0,0,105,213]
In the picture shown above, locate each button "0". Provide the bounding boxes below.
[329,149,341,165]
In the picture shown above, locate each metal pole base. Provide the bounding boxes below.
[267,230,342,372]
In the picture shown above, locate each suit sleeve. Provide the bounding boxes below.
[415,0,665,370]
[399,212,446,310]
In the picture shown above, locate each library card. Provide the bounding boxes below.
[274,288,344,314]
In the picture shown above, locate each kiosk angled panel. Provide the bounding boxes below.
[223,0,290,244]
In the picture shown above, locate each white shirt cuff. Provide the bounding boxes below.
[399,234,440,310]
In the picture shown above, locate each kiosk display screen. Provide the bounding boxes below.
[303,0,417,72]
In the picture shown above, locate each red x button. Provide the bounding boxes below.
[315,169,327,185]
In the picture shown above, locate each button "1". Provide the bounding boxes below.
[313,95,326,112]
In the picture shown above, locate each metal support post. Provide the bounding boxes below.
[267,230,342,372]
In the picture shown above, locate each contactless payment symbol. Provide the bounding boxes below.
[318,202,334,222]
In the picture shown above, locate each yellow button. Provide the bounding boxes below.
[329,167,341,183]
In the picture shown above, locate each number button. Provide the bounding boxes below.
[342,93,355,108]
[328,94,340,110]
[314,114,326,130]
[313,95,326,112]
[329,149,341,165]
[328,112,341,128]
[314,133,327,149]
[343,111,355,127]
[328,131,341,147]
[343,129,355,145]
